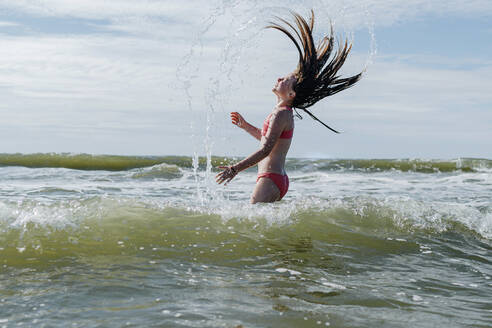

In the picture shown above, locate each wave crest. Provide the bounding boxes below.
[0,196,489,268]
[1,153,491,173]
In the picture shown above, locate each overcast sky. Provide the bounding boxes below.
[0,0,491,159]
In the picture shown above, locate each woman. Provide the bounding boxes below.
[216,10,363,203]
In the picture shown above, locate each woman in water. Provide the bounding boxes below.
[216,10,363,203]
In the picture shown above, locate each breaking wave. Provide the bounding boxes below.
[1,153,491,173]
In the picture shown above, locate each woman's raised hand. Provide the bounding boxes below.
[230,112,246,128]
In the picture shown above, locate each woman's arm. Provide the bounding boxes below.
[241,121,262,141]
[231,112,261,141]
[216,138,277,184]
[216,111,287,184]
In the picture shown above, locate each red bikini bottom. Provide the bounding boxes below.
[257,172,289,200]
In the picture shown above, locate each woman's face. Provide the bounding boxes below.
[272,73,297,100]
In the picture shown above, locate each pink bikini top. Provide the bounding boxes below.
[261,107,294,139]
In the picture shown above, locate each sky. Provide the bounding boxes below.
[0,0,491,159]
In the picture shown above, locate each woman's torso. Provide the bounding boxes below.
[258,108,294,175]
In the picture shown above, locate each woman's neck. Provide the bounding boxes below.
[276,97,293,108]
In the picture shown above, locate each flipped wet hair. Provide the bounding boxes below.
[267,10,363,133]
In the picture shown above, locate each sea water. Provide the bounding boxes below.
[0,154,491,327]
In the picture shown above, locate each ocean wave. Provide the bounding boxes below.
[286,158,492,173]
[1,153,491,173]
[0,196,489,268]
[1,196,489,238]
[131,164,183,180]
[0,153,194,171]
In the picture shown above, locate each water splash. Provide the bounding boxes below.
[177,1,380,204]
[362,2,378,70]
[176,0,242,204]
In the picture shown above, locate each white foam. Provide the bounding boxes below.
[1,157,491,241]
[275,268,302,275]
[322,282,347,290]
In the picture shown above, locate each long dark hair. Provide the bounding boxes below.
[267,10,363,133]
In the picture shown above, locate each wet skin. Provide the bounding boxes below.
[216,73,297,203]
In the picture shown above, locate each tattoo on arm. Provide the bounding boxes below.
[233,112,285,172]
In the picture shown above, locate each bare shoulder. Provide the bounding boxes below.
[271,107,292,121]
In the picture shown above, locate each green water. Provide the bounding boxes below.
[1,153,491,172]
[0,155,491,327]
[1,201,491,327]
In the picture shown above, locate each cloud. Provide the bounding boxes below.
[1,0,491,32]
[0,1,490,157]
[318,53,492,124]
[0,20,20,27]
[0,34,190,116]
[0,0,201,20]
[345,0,492,25]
